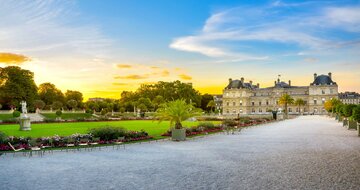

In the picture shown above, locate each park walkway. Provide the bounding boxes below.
[1,116,359,190]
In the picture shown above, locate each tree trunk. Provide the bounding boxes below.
[175,122,182,129]
[285,103,288,119]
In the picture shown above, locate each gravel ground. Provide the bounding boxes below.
[1,116,359,190]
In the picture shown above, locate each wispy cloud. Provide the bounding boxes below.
[114,74,149,80]
[178,74,192,80]
[0,52,31,65]
[0,1,112,57]
[116,64,133,68]
[170,2,360,63]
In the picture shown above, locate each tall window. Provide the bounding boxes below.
[314,99,317,105]
[259,101,261,106]
[226,102,229,106]
[322,90,325,94]
[239,100,243,106]
[233,102,236,106]
[252,108,255,113]
[266,101,269,105]
[252,102,255,106]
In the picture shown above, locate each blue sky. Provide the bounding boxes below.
[0,0,360,98]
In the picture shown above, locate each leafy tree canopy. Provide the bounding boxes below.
[0,66,38,110]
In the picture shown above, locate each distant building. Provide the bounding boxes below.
[222,73,338,115]
[213,94,223,111]
[339,92,360,104]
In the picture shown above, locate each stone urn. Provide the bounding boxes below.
[172,128,186,141]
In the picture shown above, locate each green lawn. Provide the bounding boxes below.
[0,114,14,120]
[0,120,221,139]
[41,113,93,119]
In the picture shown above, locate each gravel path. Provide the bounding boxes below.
[1,116,360,190]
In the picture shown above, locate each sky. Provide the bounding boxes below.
[0,0,360,100]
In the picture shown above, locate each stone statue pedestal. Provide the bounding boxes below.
[19,115,31,131]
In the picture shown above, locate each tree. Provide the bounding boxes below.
[38,83,64,106]
[206,100,216,113]
[121,81,202,108]
[67,99,78,111]
[0,66,38,110]
[352,105,360,122]
[335,104,345,116]
[343,104,357,118]
[33,100,45,110]
[324,98,341,113]
[65,90,83,108]
[136,97,153,111]
[278,94,294,118]
[52,101,63,110]
[294,98,306,114]
[200,94,214,112]
[155,99,202,129]
[152,95,165,110]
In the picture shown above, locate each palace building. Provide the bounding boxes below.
[222,73,338,115]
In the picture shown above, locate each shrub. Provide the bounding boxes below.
[56,110,62,117]
[335,104,344,115]
[352,105,360,122]
[0,131,8,144]
[197,122,216,130]
[222,119,237,127]
[85,109,94,114]
[89,126,127,141]
[100,109,108,116]
[343,104,357,118]
[13,111,21,118]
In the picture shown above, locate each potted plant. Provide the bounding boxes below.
[351,105,360,136]
[155,99,202,141]
[343,104,357,128]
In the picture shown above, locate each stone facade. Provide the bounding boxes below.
[339,92,360,104]
[222,73,338,115]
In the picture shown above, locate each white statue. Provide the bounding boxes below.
[20,101,27,114]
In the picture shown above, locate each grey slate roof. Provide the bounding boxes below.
[311,75,336,85]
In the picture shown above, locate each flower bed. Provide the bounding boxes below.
[0,127,152,151]
[161,118,274,137]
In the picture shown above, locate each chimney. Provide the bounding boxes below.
[257,83,260,88]
[249,80,253,85]
[229,78,232,84]
[314,73,317,80]
[328,72,332,79]
[241,77,244,83]
[288,80,291,86]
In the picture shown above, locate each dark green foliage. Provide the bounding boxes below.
[335,104,344,115]
[343,104,357,117]
[89,126,127,141]
[12,111,21,117]
[200,94,214,112]
[120,81,202,108]
[100,109,108,115]
[197,122,215,129]
[222,119,237,127]
[38,83,64,106]
[56,110,62,117]
[352,105,360,122]
[0,66,38,110]
[85,109,94,114]
[0,131,8,143]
